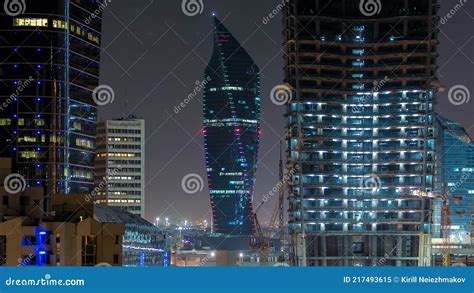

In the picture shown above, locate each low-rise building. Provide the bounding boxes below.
[95,205,167,266]
[0,195,124,266]
[0,159,125,266]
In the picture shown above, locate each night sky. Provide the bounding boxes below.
[99,0,474,225]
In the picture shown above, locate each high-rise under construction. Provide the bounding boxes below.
[284,0,440,266]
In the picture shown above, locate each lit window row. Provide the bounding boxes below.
[13,18,100,45]
[14,18,48,27]
[105,199,141,204]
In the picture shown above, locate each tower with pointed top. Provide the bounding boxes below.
[202,17,261,235]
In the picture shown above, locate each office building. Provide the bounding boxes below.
[284,0,439,266]
[0,0,104,199]
[95,117,145,217]
[202,17,261,236]
[434,115,474,242]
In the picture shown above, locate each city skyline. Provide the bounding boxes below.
[0,0,472,271]
[97,0,473,225]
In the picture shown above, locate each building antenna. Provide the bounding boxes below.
[124,88,129,118]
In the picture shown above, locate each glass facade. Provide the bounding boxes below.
[202,17,261,235]
[284,0,439,266]
[434,115,474,243]
[0,0,103,200]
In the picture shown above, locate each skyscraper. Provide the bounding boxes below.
[202,17,261,235]
[95,117,145,217]
[284,0,439,266]
[434,115,473,243]
[0,0,104,199]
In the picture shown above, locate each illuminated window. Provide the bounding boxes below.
[0,119,11,126]
[35,119,45,126]
[73,122,82,130]
[14,18,48,27]
[352,49,365,56]
[76,138,94,149]
[19,151,38,159]
[52,20,67,29]
[18,136,36,143]
[352,60,365,67]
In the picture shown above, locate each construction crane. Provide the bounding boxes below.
[414,188,451,266]
[249,138,300,266]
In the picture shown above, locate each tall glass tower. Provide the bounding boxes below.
[0,0,103,200]
[284,0,439,266]
[202,17,261,236]
[434,115,474,242]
